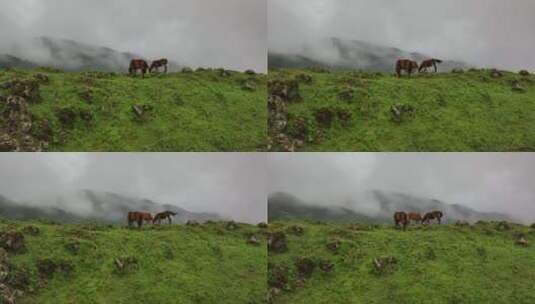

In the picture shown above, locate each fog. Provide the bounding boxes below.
[268,153,535,223]
[0,0,266,72]
[269,0,535,71]
[0,153,267,223]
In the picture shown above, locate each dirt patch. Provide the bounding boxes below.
[490,69,504,78]
[1,95,46,151]
[0,232,25,254]
[247,235,260,246]
[391,104,415,123]
[22,226,40,236]
[288,225,304,236]
[319,260,334,273]
[113,256,138,274]
[225,221,239,230]
[314,107,352,128]
[268,79,302,102]
[295,257,315,278]
[257,222,268,229]
[326,239,342,253]
[295,74,313,84]
[372,256,397,275]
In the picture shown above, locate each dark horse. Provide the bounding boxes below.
[408,212,422,224]
[150,58,168,73]
[422,211,444,225]
[127,211,153,228]
[396,59,419,78]
[153,211,177,225]
[129,59,149,78]
[394,212,409,230]
[419,59,443,73]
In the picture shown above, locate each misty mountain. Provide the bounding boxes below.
[0,190,222,224]
[269,37,469,72]
[268,190,512,223]
[0,37,182,72]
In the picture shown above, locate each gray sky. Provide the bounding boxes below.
[268,153,535,223]
[269,0,535,71]
[0,153,267,223]
[0,0,266,72]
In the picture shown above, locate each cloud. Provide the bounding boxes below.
[0,153,267,223]
[0,0,266,72]
[268,153,535,223]
[269,0,535,70]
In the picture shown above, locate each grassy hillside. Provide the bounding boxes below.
[0,67,266,151]
[268,68,535,151]
[268,220,535,304]
[0,219,266,303]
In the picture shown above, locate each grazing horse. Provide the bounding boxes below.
[396,59,419,78]
[394,212,409,230]
[129,59,149,78]
[422,211,444,225]
[408,212,422,224]
[149,59,168,73]
[153,211,177,225]
[419,59,443,73]
[127,211,153,228]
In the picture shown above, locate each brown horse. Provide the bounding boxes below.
[394,212,409,230]
[408,212,422,223]
[149,59,168,73]
[422,211,444,225]
[419,59,443,73]
[127,211,153,228]
[153,211,177,225]
[129,59,149,78]
[396,59,419,78]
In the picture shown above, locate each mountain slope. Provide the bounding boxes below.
[269,38,468,72]
[0,67,266,151]
[268,220,535,304]
[0,219,266,303]
[2,37,182,72]
[0,190,222,224]
[268,191,512,223]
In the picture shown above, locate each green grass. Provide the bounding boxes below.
[268,68,535,151]
[0,68,266,151]
[268,220,535,304]
[0,219,266,303]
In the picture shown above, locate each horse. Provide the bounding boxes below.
[419,59,443,73]
[129,59,149,78]
[153,211,177,225]
[422,211,444,225]
[408,212,422,224]
[396,59,419,78]
[149,59,168,73]
[127,211,153,228]
[394,212,409,230]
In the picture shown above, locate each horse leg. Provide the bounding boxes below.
[433,63,437,73]
[164,64,168,74]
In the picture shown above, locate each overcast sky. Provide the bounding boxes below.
[0,0,266,72]
[0,153,267,223]
[269,0,535,71]
[268,153,535,223]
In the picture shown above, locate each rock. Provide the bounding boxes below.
[372,256,397,275]
[268,264,288,288]
[295,257,315,278]
[65,241,80,254]
[55,107,78,127]
[511,81,526,93]
[37,259,57,279]
[288,225,304,236]
[241,80,256,91]
[181,67,193,73]
[490,69,503,78]
[257,222,268,228]
[295,74,313,84]
[33,74,49,84]
[314,107,352,128]
[391,104,415,123]
[217,69,231,77]
[78,90,93,103]
[338,88,355,102]
[247,235,260,246]
[326,239,342,252]
[22,226,40,236]
[268,79,301,102]
[225,221,239,230]
[319,260,334,273]
[245,69,256,75]
[519,70,530,76]
[0,232,25,253]
[268,232,287,253]
[113,256,138,274]
[496,221,511,231]
[516,237,528,247]
[0,134,18,152]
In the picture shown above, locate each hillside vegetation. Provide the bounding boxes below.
[267,220,535,304]
[0,67,266,151]
[0,219,267,303]
[268,68,535,151]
